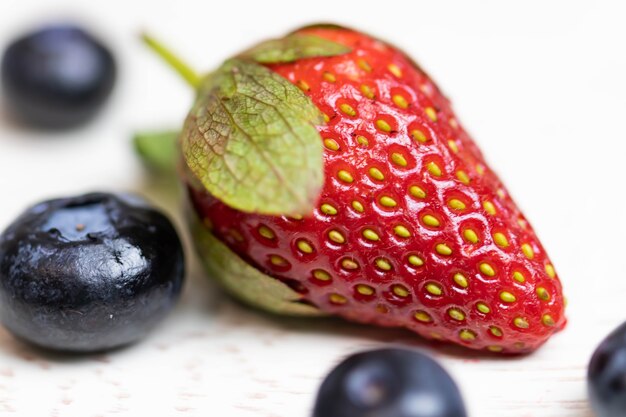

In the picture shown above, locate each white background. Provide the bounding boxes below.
[1,1,625,416]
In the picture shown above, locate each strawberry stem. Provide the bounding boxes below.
[141,33,200,88]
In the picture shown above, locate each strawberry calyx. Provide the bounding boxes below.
[140,30,356,216]
[137,28,357,316]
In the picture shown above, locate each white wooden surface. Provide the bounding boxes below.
[1,1,625,415]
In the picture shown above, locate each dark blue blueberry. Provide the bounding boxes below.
[589,322,626,417]
[1,24,116,129]
[313,348,467,417]
[0,193,184,352]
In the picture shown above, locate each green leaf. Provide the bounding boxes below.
[241,34,351,64]
[191,217,325,317]
[133,130,179,174]
[181,59,325,215]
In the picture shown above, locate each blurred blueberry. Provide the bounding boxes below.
[313,348,467,417]
[1,24,116,129]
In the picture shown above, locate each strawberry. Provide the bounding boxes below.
[144,25,566,353]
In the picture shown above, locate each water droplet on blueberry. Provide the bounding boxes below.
[313,348,467,417]
[0,192,184,352]
[1,24,116,129]
[589,322,626,417]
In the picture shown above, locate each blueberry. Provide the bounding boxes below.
[588,322,626,417]
[313,348,467,417]
[1,24,116,129]
[0,193,184,352]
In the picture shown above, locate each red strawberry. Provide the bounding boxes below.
[147,25,566,353]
